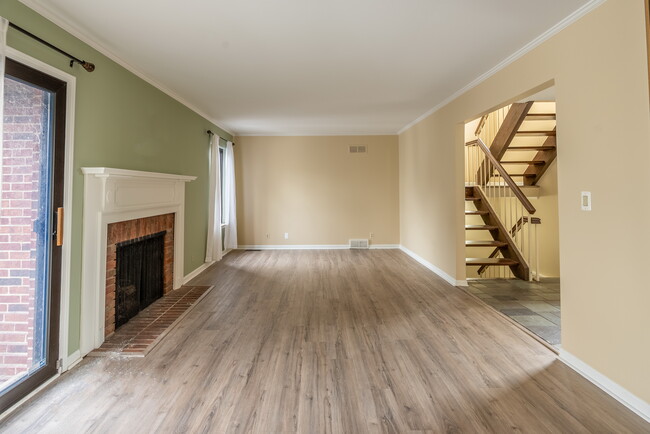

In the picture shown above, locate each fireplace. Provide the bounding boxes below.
[81,167,196,355]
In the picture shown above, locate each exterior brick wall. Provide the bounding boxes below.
[105,214,174,337]
[0,78,47,384]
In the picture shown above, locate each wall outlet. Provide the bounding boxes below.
[581,191,591,211]
[284,232,289,240]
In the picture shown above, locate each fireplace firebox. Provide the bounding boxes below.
[115,231,166,328]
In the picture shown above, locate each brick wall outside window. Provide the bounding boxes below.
[0,78,47,385]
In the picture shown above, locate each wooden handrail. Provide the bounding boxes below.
[466,138,536,214]
[474,114,488,136]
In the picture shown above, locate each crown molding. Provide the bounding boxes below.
[19,0,606,138]
[397,0,607,135]
[18,0,234,137]
[235,132,399,137]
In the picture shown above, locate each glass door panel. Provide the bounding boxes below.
[0,58,65,413]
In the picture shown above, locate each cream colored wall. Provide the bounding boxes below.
[235,135,399,246]
[535,160,560,277]
[400,0,650,402]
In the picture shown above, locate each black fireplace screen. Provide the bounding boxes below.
[115,231,165,328]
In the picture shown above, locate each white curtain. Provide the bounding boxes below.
[0,18,8,194]
[205,134,223,262]
[223,141,238,250]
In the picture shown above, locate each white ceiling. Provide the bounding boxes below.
[22,0,592,136]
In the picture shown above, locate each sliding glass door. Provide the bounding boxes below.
[0,58,66,413]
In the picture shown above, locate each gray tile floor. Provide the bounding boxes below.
[465,279,561,346]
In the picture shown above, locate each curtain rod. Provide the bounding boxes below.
[207,130,235,146]
[8,21,95,72]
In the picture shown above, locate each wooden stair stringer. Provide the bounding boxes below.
[523,129,557,186]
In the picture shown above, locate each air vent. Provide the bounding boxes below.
[349,145,367,153]
[349,239,369,249]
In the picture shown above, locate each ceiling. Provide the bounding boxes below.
[22,0,591,136]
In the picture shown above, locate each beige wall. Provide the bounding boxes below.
[235,135,399,246]
[400,0,650,402]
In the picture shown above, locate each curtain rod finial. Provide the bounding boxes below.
[207,130,214,136]
[82,61,95,72]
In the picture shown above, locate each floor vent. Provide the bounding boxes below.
[349,239,369,249]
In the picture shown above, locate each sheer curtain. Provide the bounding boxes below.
[205,134,223,262]
[223,141,238,250]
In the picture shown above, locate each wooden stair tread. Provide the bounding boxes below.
[515,130,556,136]
[466,258,519,266]
[500,160,545,165]
[465,225,498,230]
[465,240,508,247]
[507,173,537,177]
[465,210,489,215]
[465,196,481,201]
[506,146,556,151]
[525,113,556,120]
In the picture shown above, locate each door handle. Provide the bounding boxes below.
[56,207,64,246]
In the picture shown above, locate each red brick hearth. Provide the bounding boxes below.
[105,214,174,336]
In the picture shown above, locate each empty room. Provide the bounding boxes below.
[0,0,648,432]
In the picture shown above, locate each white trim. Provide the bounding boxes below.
[5,46,77,375]
[62,350,82,371]
[399,245,465,287]
[238,244,399,250]
[183,249,235,285]
[80,167,196,182]
[559,349,650,423]
[239,244,349,250]
[0,372,60,422]
[79,168,195,356]
[397,0,607,135]
[236,132,398,137]
[18,0,234,138]
[182,260,216,284]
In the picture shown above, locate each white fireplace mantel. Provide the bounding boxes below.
[80,167,196,356]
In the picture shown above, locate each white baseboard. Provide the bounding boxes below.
[183,260,216,284]
[399,245,464,287]
[559,349,650,423]
[238,244,399,250]
[369,244,400,249]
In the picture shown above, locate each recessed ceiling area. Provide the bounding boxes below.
[22,0,590,135]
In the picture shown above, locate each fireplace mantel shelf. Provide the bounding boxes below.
[81,167,196,182]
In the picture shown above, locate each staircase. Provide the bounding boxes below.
[465,101,555,280]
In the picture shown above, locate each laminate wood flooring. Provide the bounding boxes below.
[1,250,648,433]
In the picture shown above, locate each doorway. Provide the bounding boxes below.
[462,86,561,347]
[0,58,66,413]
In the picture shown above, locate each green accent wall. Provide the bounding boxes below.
[0,0,232,355]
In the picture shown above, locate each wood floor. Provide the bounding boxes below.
[2,250,647,433]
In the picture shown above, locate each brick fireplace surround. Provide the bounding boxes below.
[105,214,174,336]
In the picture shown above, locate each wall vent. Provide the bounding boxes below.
[349,145,367,153]
[349,239,369,249]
